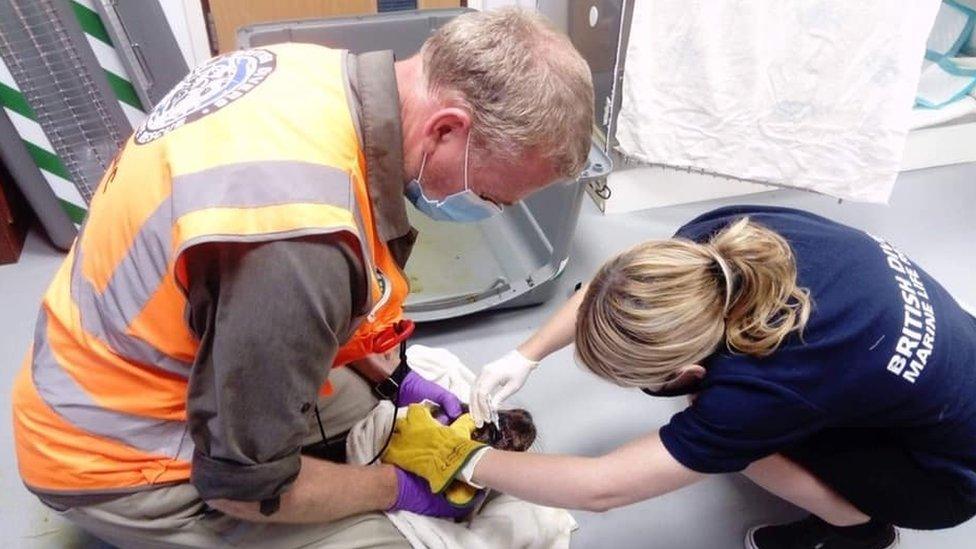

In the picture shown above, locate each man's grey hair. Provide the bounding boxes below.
[421,8,594,179]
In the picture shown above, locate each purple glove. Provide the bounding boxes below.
[396,370,463,423]
[389,468,473,518]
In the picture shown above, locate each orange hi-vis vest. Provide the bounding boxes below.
[12,44,410,495]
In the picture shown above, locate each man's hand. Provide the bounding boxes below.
[349,351,399,382]
[470,350,538,427]
[206,457,398,524]
[383,405,486,493]
[396,371,463,422]
[389,468,477,518]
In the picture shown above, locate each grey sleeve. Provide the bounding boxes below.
[183,237,366,502]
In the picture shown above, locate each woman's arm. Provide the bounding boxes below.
[517,285,587,362]
[471,286,588,425]
[472,430,703,512]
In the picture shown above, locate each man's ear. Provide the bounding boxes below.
[421,107,470,150]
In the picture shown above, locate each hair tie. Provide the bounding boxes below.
[706,248,735,316]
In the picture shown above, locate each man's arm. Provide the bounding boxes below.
[209,456,397,523]
[184,236,395,523]
[348,350,399,383]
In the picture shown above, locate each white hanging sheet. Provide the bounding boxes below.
[614,0,940,203]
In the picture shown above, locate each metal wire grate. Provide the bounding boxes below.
[0,0,129,203]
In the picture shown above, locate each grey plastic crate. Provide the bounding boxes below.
[239,8,610,322]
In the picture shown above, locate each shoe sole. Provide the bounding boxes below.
[743,525,900,549]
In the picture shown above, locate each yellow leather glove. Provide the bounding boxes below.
[444,413,480,506]
[444,480,479,506]
[448,413,476,438]
[382,404,486,494]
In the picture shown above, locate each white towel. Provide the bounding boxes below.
[910,95,976,128]
[954,0,976,52]
[614,0,941,203]
[926,0,975,58]
[346,345,578,549]
[916,2,976,108]
[916,59,976,108]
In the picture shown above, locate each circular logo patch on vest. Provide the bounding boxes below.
[134,49,276,145]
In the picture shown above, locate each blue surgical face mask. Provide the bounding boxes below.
[405,134,503,223]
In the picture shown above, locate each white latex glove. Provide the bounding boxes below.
[470,350,539,427]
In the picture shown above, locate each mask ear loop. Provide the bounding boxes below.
[417,152,428,187]
[462,131,471,191]
[462,132,502,214]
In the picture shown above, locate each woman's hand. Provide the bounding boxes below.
[470,285,589,426]
[470,350,538,427]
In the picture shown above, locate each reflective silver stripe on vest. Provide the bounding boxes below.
[67,161,365,378]
[170,161,356,217]
[71,207,191,378]
[31,309,194,462]
[169,162,376,314]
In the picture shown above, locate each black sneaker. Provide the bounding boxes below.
[745,515,898,549]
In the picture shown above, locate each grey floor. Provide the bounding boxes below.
[1,162,974,548]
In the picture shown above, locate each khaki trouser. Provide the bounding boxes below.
[44,368,410,549]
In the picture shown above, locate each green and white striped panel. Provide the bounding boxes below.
[69,0,146,129]
[0,56,87,225]
[0,1,148,225]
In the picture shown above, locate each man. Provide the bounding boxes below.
[12,8,593,548]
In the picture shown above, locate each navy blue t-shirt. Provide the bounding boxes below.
[659,206,976,498]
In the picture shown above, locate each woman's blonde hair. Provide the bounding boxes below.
[576,217,811,388]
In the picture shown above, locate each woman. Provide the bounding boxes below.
[386,205,976,549]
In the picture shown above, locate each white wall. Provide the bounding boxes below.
[536,0,568,32]
[466,0,568,34]
[159,0,212,68]
[468,0,537,10]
